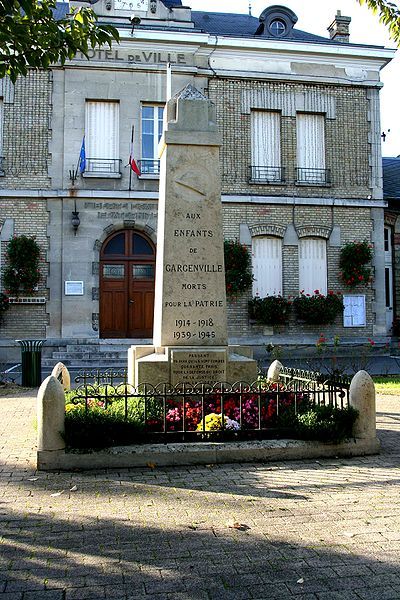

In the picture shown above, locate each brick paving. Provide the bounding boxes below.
[0,390,400,600]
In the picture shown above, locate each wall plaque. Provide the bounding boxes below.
[343,295,366,327]
[65,281,84,296]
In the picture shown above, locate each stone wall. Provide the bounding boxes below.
[1,71,52,190]
[0,197,49,338]
[222,203,375,339]
[209,79,371,199]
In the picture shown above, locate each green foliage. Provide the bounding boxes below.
[224,240,253,298]
[64,394,163,449]
[295,404,359,443]
[339,241,373,288]
[358,0,400,45]
[249,295,291,325]
[0,0,119,82]
[3,235,41,294]
[293,291,344,325]
[0,293,9,324]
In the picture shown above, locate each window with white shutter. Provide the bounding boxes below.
[252,236,283,297]
[299,238,327,295]
[250,110,282,182]
[296,113,328,184]
[85,101,119,175]
[141,105,164,175]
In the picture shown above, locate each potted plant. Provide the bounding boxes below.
[249,295,291,325]
[293,290,344,325]
[224,240,253,298]
[3,236,41,295]
[339,240,373,288]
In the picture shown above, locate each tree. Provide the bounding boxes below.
[358,0,400,44]
[0,0,119,82]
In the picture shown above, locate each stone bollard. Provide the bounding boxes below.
[37,376,66,452]
[349,370,376,439]
[267,359,283,383]
[51,362,71,391]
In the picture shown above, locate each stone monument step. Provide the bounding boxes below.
[42,357,126,369]
[52,351,124,360]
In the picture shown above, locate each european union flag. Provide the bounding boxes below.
[79,137,86,174]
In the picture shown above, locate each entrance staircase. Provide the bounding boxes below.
[41,339,151,377]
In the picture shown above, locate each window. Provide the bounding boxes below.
[252,236,282,297]
[299,238,327,295]
[296,113,328,184]
[85,101,120,175]
[269,18,286,36]
[250,111,282,183]
[141,105,164,175]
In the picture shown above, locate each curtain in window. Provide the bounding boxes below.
[296,113,325,182]
[251,110,281,181]
[85,101,119,159]
[299,238,327,295]
[252,236,283,297]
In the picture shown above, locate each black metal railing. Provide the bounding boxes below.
[66,368,351,444]
[85,158,121,175]
[249,165,285,183]
[137,159,160,175]
[296,167,331,185]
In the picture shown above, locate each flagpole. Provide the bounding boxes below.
[129,125,134,192]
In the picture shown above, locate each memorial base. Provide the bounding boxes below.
[127,345,258,387]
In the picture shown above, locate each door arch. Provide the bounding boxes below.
[99,229,155,338]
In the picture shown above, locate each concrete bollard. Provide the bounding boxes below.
[37,376,66,452]
[267,359,283,383]
[349,370,376,439]
[51,362,71,391]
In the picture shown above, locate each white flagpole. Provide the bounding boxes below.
[166,62,172,101]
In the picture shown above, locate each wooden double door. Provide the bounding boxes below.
[100,230,155,338]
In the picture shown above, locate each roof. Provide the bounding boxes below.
[383,157,400,199]
[191,10,332,43]
[161,0,183,7]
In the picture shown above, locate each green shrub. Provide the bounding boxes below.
[3,235,41,295]
[224,240,253,298]
[249,295,291,325]
[339,241,373,288]
[293,291,344,325]
[295,404,358,443]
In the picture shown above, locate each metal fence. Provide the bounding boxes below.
[66,367,351,443]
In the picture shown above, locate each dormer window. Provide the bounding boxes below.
[255,5,298,38]
[269,18,286,37]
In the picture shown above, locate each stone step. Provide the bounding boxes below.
[52,351,125,360]
[65,344,135,353]
[42,358,126,368]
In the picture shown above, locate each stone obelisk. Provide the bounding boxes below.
[128,85,257,386]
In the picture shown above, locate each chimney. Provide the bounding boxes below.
[327,10,351,43]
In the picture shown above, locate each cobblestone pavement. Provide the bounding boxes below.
[1,391,400,600]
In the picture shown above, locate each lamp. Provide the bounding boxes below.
[71,199,80,235]
[150,0,157,13]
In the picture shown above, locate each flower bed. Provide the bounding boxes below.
[64,380,357,449]
[293,290,344,325]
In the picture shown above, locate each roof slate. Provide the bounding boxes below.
[383,157,400,199]
[191,10,332,43]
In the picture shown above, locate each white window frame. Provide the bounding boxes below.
[250,110,282,183]
[141,104,164,176]
[85,100,120,177]
[252,236,283,297]
[343,295,366,327]
[296,113,327,184]
[298,238,327,296]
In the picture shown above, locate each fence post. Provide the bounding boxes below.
[37,375,66,452]
[349,370,376,439]
[267,360,283,383]
[51,362,71,391]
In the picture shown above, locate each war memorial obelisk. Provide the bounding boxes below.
[128,84,257,386]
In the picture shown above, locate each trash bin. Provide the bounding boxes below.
[16,339,45,387]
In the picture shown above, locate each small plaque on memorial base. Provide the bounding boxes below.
[171,349,227,386]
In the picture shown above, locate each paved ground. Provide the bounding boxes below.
[1,390,400,600]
